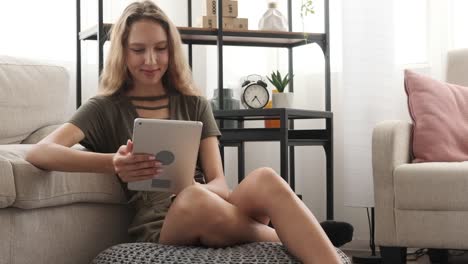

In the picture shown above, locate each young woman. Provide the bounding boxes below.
[26,1,342,263]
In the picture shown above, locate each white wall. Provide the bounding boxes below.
[0,0,77,117]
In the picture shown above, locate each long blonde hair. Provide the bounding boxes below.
[99,0,199,96]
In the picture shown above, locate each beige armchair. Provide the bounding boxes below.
[372,49,468,264]
[0,56,132,264]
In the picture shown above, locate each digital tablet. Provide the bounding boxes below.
[128,118,203,194]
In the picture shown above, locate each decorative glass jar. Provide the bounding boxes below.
[258,0,288,31]
[210,89,240,129]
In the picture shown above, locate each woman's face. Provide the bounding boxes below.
[126,19,169,91]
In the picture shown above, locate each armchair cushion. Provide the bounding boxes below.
[404,70,468,162]
[395,162,468,210]
[446,49,468,86]
[0,144,128,209]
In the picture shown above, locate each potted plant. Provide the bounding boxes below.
[266,70,294,108]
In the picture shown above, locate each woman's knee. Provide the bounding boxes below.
[159,186,208,245]
[170,185,229,228]
[245,167,293,200]
[171,185,209,216]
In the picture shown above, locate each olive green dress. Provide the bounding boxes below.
[69,91,221,242]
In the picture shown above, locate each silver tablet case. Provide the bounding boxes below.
[128,118,202,194]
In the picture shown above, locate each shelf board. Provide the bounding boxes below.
[178,27,325,48]
[218,128,329,145]
[79,24,325,48]
[213,108,332,120]
[79,24,111,41]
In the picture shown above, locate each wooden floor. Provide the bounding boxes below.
[344,250,468,264]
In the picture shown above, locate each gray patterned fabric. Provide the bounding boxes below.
[92,242,351,264]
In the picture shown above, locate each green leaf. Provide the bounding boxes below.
[282,73,289,86]
[267,70,294,93]
[266,75,274,86]
[301,0,315,17]
[271,72,278,84]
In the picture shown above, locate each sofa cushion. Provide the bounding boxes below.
[394,162,468,210]
[0,144,128,209]
[404,70,468,162]
[0,56,70,144]
[21,124,61,144]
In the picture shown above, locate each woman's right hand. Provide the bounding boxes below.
[113,139,163,182]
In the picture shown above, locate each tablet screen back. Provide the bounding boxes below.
[128,118,202,194]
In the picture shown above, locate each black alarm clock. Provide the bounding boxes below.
[241,74,269,109]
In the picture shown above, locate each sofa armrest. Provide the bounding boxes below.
[0,157,16,208]
[372,120,412,246]
[0,144,128,210]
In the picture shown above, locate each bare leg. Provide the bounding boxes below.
[227,167,341,264]
[159,184,278,248]
[159,168,341,263]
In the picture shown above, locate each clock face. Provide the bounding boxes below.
[242,83,269,109]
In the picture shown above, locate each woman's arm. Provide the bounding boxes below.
[25,123,161,182]
[25,123,115,173]
[198,136,231,199]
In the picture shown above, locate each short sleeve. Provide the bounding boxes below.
[197,97,221,139]
[68,97,107,152]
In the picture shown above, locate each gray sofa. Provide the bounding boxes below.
[0,56,133,264]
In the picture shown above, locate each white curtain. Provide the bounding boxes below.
[450,0,468,49]
[336,0,457,243]
[340,0,405,207]
[339,0,459,210]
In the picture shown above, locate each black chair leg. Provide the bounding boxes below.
[427,248,449,264]
[380,246,407,264]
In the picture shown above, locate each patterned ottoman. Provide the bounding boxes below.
[92,242,351,263]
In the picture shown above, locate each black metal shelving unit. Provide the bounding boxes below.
[76,1,330,107]
[213,107,333,220]
[76,0,332,219]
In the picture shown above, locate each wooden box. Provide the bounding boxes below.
[202,16,248,30]
[206,0,238,18]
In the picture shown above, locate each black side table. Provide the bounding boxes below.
[213,108,334,220]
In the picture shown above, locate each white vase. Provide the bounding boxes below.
[258,1,288,31]
[272,93,294,108]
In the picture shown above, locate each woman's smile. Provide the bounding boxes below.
[141,69,159,77]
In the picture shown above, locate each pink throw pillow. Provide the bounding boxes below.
[405,70,468,162]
